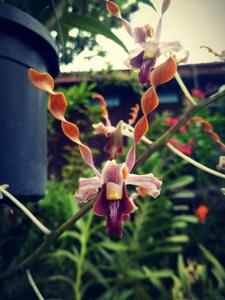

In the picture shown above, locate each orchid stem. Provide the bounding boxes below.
[175,71,197,106]
[166,143,225,179]
[0,186,51,235]
[26,269,45,300]
[125,124,225,179]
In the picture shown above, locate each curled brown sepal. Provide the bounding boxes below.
[128,104,140,125]
[193,117,225,151]
[134,56,177,144]
[28,69,100,176]
[92,93,111,126]
[200,45,225,62]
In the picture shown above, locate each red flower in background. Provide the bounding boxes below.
[164,117,190,134]
[191,89,205,99]
[169,138,194,155]
[195,205,209,224]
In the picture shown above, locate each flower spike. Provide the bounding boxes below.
[28,68,100,176]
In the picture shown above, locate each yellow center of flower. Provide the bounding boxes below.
[106,182,122,200]
[143,50,155,59]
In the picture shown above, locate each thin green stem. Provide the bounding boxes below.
[175,71,197,105]
[0,186,51,235]
[167,143,225,179]
[26,269,45,300]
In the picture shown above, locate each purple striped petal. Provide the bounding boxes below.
[138,57,157,84]
[129,50,145,68]
[93,183,136,238]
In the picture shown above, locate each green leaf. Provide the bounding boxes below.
[42,249,78,266]
[139,0,157,11]
[59,230,81,243]
[173,191,195,199]
[44,275,76,294]
[61,14,128,53]
[98,240,129,251]
[168,176,194,189]
[177,255,192,294]
[174,215,198,223]
[199,244,225,286]
[143,267,165,289]
[165,235,189,243]
[173,205,189,211]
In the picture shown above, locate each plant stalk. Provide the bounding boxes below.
[0,186,51,235]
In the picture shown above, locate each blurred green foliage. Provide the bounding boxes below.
[1,82,225,299]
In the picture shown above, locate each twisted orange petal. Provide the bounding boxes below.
[128,104,140,125]
[92,93,110,125]
[134,57,177,144]
[134,88,158,144]
[28,68,100,176]
[28,68,54,92]
[48,93,67,120]
[150,56,177,88]
[193,117,225,151]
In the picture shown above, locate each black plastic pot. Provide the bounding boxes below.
[0,3,59,201]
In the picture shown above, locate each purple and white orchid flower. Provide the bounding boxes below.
[75,155,162,238]
[106,0,188,84]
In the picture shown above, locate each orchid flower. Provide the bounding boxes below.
[93,57,177,160]
[106,0,188,84]
[168,138,193,155]
[92,94,139,159]
[191,89,205,100]
[28,60,176,237]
